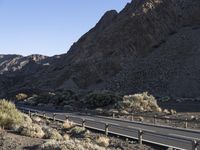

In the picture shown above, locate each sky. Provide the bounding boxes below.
[0,0,131,56]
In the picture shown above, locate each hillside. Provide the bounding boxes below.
[0,0,200,99]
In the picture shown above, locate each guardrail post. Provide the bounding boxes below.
[192,140,198,150]
[43,112,46,119]
[154,115,157,124]
[53,113,56,121]
[65,115,69,121]
[112,113,115,118]
[28,110,31,117]
[184,118,188,128]
[138,129,143,145]
[105,124,109,136]
[138,130,143,145]
[82,119,86,127]
[131,115,134,121]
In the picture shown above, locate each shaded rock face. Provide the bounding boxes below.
[1,0,200,99]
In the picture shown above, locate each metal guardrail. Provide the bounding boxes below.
[19,106,200,150]
[17,103,200,128]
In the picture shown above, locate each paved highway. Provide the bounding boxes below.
[17,105,200,150]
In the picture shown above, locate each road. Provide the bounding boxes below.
[17,104,200,150]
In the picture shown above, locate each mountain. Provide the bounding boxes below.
[0,54,48,74]
[1,0,200,99]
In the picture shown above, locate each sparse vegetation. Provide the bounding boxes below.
[39,139,106,150]
[26,90,78,107]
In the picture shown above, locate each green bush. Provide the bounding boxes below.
[84,92,122,109]
[0,99,24,129]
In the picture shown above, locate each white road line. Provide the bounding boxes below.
[168,133,197,140]
[128,126,155,132]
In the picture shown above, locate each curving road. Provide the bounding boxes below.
[17,104,200,150]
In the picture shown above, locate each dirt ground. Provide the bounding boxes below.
[0,131,44,150]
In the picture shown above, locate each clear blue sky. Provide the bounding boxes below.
[0,0,131,56]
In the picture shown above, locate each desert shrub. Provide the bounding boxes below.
[40,139,106,150]
[63,134,70,141]
[170,109,177,115]
[70,126,90,138]
[23,114,33,124]
[62,121,75,130]
[43,127,63,141]
[40,140,76,150]
[34,90,77,106]
[19,123,45,138]
[163,109,170,114]
[84,92,122,109]
[15,93,28,101]
[32,116,42,123]
[96,136,110,147]
[118,92,162,113]
[0,99,24,129]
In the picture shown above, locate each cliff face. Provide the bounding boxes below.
[61,0,200,96]
[1,0,200,99]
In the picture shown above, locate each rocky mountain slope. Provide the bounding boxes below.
[0,54,48,74]
[1,0,200,99]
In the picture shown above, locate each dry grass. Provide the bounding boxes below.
[70,126,90,138]
[43,127,63,141]
[63,134,70,141]
[70,126,86,137]
[62,120,75,129]
[18,123,45,138]
[39,139,106,150]
[119,92,162,113]
[32,116,42,123]
[0,99,24,129]
[96,136,110,147]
